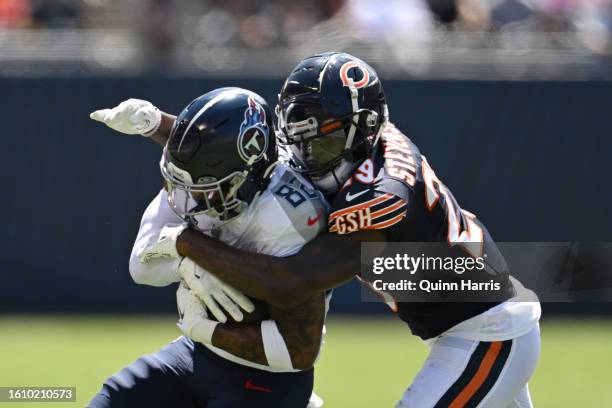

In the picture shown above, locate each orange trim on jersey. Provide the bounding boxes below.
[329,193,394,221]
[448,342,503,408]
[329,224,338,232]
[368,211,407,230]
[370,199,407,220]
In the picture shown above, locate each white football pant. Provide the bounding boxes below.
[396,325,540,407]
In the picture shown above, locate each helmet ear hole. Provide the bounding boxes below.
[365,111,378,128]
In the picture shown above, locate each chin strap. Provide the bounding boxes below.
[344,77,360,152]
[262,160,280,180]
[372,104,389,148]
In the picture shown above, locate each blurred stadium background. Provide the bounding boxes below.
[1,0,612,79]
[1,0,612,406]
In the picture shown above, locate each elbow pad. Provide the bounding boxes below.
[261,320,293,371]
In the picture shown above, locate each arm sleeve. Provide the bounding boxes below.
[129,189,183,286]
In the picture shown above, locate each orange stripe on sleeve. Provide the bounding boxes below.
[329,194,394,221]
[368,211,407,230]
[449,342,503,408]
[370,199,407,220]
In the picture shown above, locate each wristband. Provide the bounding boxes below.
[261,320,293,370]
[141,108,162,137]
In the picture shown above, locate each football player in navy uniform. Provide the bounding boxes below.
[96,53,541,407]
[89,88,328,407]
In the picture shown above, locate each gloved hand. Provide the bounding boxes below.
[137,223,187,264]
[90,98,161,136]
[178,257,255,323]
[176,282,219,344]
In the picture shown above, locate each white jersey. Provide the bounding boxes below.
[129,162,330,372]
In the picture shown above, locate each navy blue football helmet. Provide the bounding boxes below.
[161,87,277,222]
[277,52,388,193]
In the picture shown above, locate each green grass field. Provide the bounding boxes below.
[0,316,610,407]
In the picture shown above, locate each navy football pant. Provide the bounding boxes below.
[87,336,313,408]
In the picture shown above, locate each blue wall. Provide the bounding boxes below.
[1,78,611,314]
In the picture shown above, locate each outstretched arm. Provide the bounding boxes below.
[90,98,176,147]
[176,228,386,309]
[148,112,176,146]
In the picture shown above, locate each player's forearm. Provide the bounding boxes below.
[177,229,307,308]
[211,324,268,366]
[147,112,176,146]
[212,304,324,371]
[268,293,326,370]
[177,229,381,308]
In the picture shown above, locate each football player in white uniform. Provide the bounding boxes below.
[111,53,542,407]
[88,88,327,408]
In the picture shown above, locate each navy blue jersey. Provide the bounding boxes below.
[328,123,515,339]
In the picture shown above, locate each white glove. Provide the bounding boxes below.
[137,223,187,264]
[178,257,255,323]
[176,283,219,344]
[90,98,162,136]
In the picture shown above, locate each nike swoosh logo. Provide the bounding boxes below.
[307,212,323,226]
[245,379,273,393]
[346,189,370,202]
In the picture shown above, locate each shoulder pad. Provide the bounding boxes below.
[266,166,329,241]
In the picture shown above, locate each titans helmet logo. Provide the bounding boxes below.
[237,97,269,163]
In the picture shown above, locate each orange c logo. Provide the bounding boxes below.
[340,61,370,89]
